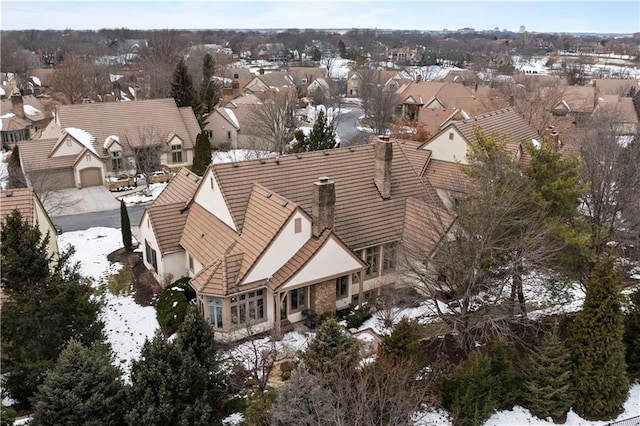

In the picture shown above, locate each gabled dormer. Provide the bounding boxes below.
[50,127,97,158]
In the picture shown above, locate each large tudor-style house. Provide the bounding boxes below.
[18,98,200,189]
[140,137,453,341]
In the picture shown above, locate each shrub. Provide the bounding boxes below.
[106,265,135,296]
[445,350,498,426]
[345,303,372,329]
[319,311,335,323]
[155,277,195,335]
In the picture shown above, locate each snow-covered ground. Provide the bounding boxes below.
[53,225,640,425]
[58,227,158,380]
[121,182,168,206]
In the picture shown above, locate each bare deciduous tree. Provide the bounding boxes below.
[248,91,297,154]
[126,125,166,175]
[579,106,640,256]
[139,30,187,99]
[50,56,95,104]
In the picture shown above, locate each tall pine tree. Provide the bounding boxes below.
[378,316,422,364]
[171,58,200,118]
[31,340,126,426]
[571,255,629,420]
[523,326,574,422]
[120,199,132,251]
[291,110,338,153]
[1,211,104,407]
[191,132,212,176]
[624,289,640,382]
[199,53,220,114]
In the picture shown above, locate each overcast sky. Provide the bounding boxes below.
[2,1,638,34]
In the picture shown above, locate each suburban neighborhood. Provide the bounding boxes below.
[1,3,640,425]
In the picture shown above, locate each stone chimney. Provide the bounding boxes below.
[374,136,393,199]
[133,85,142,101]
[113,82,122,101]
[11,94,25,119]
[312,176,335,237]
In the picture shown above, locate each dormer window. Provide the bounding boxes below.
[111,150,123,170]
[301,78,308,85]
[171,143,182,163]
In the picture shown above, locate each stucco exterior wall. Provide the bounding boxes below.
[422,127,469,164]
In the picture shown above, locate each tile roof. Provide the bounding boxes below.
[146,202,190,255]
[554,86,596,113]
[424,159,468,193]
[53,98,199,158]
[397,81,474,109]
[153,167,202,206]
[444,108,539,157]
[594,78,639,96]
[0,95,46,123]
[597,95,638,124]
[1,187,36,224]
[212,139,442,250]
[402,197,456,259]
[18,137,77,172]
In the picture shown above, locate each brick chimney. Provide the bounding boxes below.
[374,136,393,199]
[312,176,335,237]
[11,94,25,119]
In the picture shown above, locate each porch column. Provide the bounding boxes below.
[358,270,364,306]
[274,292,281,338]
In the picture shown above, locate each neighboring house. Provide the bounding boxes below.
[418,108,540,209]
[20,98,199,189]
[217,68,254,103]
[140,137,451,341]
[243,71,297,97]
[307,77,331,99]
[256,43,288,62]
[551,85,596,122]
[138,168,202,285]
[286,67,329,97]
[437,69,482,87]
[386,47,422,65]
[0,187,60,306]
[124,39,148,53]
[593,78,639,96]
[394,81,477,120]
[0,188,59,257]
[0,94,48,149]
[595,94,639,135]
[203,94,262,150]
[346,70,407,97]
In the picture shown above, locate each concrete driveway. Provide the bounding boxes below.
[45,186,122,217]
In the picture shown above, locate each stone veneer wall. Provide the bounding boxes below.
[312,279,337,314]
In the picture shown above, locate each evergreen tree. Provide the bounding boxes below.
[290,110,338,153]
[126,331,220,426]
[338,40,347,59]
[523,326,574,422]
[487,339,520,410]
[378,316,422,364]
[301,317,359,378]
[1,211,104,407]
[624,289,640,382]
[199,53,220,114]
[191,132,212,176]
[31,340,126,426]
[174,307,229,412]
[7,145,26,189]
[571,255,629,420]
[120,199,132,251]
[171,58,200,116]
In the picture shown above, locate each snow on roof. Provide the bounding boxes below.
[0,112,15,119]
[0,87,4,96]
[29,76,41,86]
[120,91,131,101]
[104,135,120,150]
[561,99,571,111]
[65,127,98,155]
[531,138,541,149]
[128,86,135,96]
[23,105,41,116]
[223,107,239,128]
[110,74,123,83]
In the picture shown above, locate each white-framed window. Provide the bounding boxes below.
[290,287,307,312]
[336,275,349,298]
[230,290,265,325]
[207,296,224,329]
[301,78,308,85]
[111,150,123,170]
[171,144,183,163]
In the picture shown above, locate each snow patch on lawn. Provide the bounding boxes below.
[121,182,168,206]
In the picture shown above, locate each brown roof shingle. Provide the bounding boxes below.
[1,188,36,224]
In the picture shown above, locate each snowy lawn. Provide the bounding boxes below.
[55,227,640,425]
[121,182,168,206]
[58,227,158,380]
